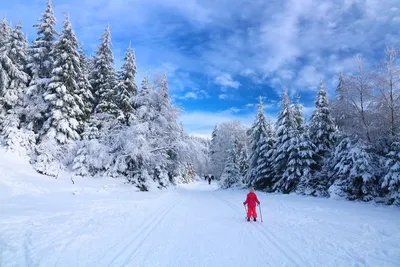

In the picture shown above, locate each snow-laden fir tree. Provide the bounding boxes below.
[292,94,305,133]
[238,144,249,183]
[26,0,57,133]
[33,15,85,176]
[90,25,119,117]
[0,21,30,112]
[152,74,182,184]
[247,96,275,190]
[328,137,377,201]
[277,100,315,194]
[309,81,337,164]
[272,88,296,192]
[220,138,241,188]
[41,15,84,145]
[75,44,94,126]
[116,44,138,125]
[0,17,11,49]
[0,22,34,154]
[382,140,400,205]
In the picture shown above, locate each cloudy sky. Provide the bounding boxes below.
[2,0,400,138]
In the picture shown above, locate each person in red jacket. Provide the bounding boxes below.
[243,187,260,221]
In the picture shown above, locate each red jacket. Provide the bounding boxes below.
[243,192,260,208]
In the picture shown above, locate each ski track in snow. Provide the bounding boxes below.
[1,152,400,267]
[212,193,307,267]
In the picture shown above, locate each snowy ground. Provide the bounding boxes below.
[1,149,400,267]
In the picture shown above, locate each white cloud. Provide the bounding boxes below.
[219,94,228,100]
[215,73,241,89]
[176,89,209,100]
[179,110,256,137]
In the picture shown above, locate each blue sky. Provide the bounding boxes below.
[2,0,400,138]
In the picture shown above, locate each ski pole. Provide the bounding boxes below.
[244,204,247,219]
[258,204,263,222]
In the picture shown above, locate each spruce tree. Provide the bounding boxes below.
[0,22,34,153]
[278,100,314,193]
[116,44,138,125]
[0,21,30,112]
[382,141,400,205]
[26,0,57,133]
[329,137,377,201]
[41,15,83,144]
[273,88,295,191]
[238,144,249,182]
[247,97,274,187]
[75,45,94,128]
[309,81,337,163]
[90,25,119,117]
[220,138,241,188]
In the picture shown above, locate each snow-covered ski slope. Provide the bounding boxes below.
[1,149,400,267]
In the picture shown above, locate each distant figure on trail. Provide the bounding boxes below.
[211,175,214,180]
[205,175,208,181]
[243,187,260,222]
[208,177,211,185]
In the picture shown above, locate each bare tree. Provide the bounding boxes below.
[375,47,400,137]
[345,56,375,142]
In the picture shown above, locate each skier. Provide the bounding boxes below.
[243,187,260,221]
[208,176,211,185]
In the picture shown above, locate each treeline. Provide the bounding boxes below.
[211,51,400,205]
[0,1,209,190]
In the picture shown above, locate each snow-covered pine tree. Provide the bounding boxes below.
[116,44,138,125]
[75,44,94,127]
[272,88,296,192]
[238,144,249,183]
[0,17,11,49]
[278,98,315,194]
[26,0,57,133]
[220,138,241,188]
[382,140,400,205]
[328,137,377,201]
[247,96,275,190]
[0,21,30,112]
[153,74,182,184]
[41,14,84,145]
[0,21,35,154]
[90,25,119,118]
[295,129,323,196]
[309,81,337,165]
[293,94,305,133]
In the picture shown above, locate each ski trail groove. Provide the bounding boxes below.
[105,193,186,267]
[212,193,306,267]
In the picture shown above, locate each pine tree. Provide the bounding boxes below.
[26,0,57,133]
[273,88,296,192]
[75,45,94,128]
[0,21,34,153]
[220,138,241,188]
[41,15,83,144]
[90,25,119,117]
[309,81,337,163]
[293,94,305,133]
[247,96,275,190]
[277,101,314,193]
[382,141,400,205]
[0,17,11,49]
[116,44,138,125]
[328,137,377,201]
[238,144,249,182]
[0,21,30,112]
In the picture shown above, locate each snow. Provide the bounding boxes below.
[1,149,400,267]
